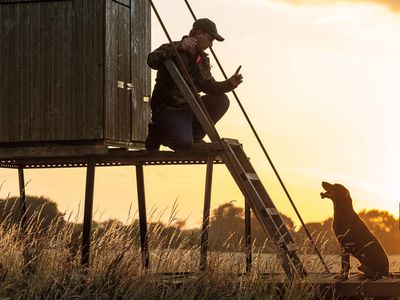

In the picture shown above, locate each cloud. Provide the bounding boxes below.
[278,0,400,12]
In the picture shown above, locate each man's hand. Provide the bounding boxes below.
[229,65,243,88]
[181,37,197,54]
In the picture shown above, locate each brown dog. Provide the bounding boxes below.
[320,181,389,280]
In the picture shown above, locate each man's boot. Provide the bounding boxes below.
[193,132,206,144]
[145,123,162,151]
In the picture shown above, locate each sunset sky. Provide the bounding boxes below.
[1,0,400,229]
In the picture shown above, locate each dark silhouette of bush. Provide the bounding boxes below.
[200,202,400,254]
[0,195,65,230]
[2,196,398,255]
[358,209,400,254]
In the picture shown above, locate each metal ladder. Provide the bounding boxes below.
[163,59,307,279]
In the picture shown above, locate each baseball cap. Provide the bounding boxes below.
[192,18,224,42]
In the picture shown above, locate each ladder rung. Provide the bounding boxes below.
[259,207,280,220]
[223,138,241,147]
[165,59,306,279]
[242,172,259,181]
[286,242,297,252]
[264,208,279,216]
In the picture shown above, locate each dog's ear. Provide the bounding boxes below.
[334,183,351,198]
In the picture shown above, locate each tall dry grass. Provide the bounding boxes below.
[0,201,330,299]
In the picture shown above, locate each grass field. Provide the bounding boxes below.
[0,210,399,299]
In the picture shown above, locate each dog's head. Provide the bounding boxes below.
[320,181,352,208]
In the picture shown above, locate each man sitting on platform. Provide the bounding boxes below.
[145,18,243,151]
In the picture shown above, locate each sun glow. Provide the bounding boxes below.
[1,0,400,227]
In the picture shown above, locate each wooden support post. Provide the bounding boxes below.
[200,155,214,271]
[18,166,27,232]
[245,198,252,273]
[81,157,96,269]
[136,165,150,270]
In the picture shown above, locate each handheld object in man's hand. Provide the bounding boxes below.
[235,65,242,74]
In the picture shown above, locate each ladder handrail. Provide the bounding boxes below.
[163,59,307,280]
[221,139,307,279]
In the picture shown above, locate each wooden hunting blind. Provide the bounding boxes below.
[0,0,151,155]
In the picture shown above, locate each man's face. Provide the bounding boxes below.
[195,31,214,51]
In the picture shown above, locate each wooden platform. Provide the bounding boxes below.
[3,143,399,298]
[0,142,225,169]
[158,272,400,298]
[306,272,400,298]
[0,142,227,270]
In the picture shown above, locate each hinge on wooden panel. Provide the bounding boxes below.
[127,83,134,91]
[117,81,125,89]
[143,96,150,102]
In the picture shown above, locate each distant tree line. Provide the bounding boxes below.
[202,202,400,255]
[1,196,399,254]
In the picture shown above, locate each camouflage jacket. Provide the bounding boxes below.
[147,38,234,111]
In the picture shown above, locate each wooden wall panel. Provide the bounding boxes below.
[0,5,10,142]
[30,2,41,141]
[0,0,151,147]
[8,5,21,142]
[82,0,94,139]
[40,2,52,141]
[71,0,84,140]
[61,1,73,139]
[131,0,139,141]
[131,0,151,143]
[105,0,118,140]
[117,3,130,141]
[1,0,105,143]
[105,0,131,142]
[93,0,104,139]
[20,4,32,141]
[116,3,123,140]
[142,0,151,112]
[51,1,63,140]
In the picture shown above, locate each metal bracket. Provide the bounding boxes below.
[117,81,125,89]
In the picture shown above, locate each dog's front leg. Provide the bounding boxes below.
[335,249,350,280]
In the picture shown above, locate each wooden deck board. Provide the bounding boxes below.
[153,272,400,298]
[0,142,225,164]
[302,273,400,297]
